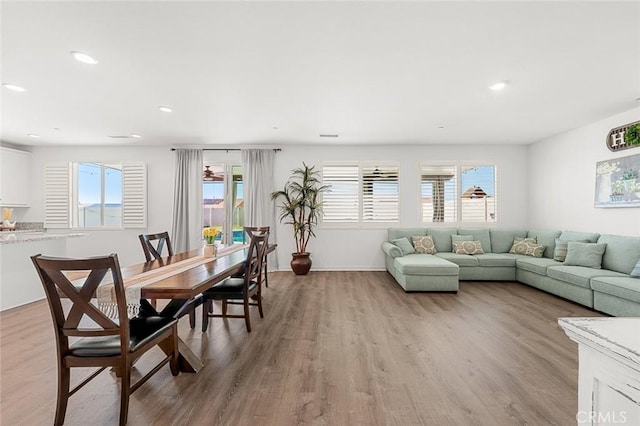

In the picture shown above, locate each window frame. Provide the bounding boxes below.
[320,161,400,229]
[418,160,499,226]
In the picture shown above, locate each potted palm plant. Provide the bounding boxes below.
[271,163,329,275]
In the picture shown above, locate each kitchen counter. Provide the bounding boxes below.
[0,231,86,244]
[0,232,87,310]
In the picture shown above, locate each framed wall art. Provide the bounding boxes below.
[595,152,640,208]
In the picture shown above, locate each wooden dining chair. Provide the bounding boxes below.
[201,230,269,333]
[231,226,271,287]
[31,253,179,426]
[138,231,173,262]
[138,232,198,329]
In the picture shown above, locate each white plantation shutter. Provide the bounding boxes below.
[322,165,359,223]
[44,163,71,228]
[362,165,399,223]
[460,165,497,223]
[122,162,147,228]
[421,164,457,223]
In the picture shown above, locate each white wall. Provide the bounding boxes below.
[527,107,640,236]
[21,144,528,271]
[272,144,529,270]
[24,146,176,266]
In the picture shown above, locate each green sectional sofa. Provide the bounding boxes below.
[381,227,640,317]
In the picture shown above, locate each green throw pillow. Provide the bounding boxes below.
[553,238,589,261]
[391,237,415,256]
[631,259,640,278]
[564,242,607,269]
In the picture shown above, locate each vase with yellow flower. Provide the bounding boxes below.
[2,208,16,230]
[202,227,220,257]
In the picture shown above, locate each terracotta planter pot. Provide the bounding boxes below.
[290,252,312,275]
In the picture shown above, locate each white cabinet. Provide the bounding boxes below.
[0,147,31,207]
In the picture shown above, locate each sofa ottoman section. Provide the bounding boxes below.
[393,255,459,292]
[546,266,627,289]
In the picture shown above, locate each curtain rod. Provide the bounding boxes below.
[171,148,281,152]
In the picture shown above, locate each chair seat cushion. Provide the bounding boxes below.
[69,316,176,357]
[546,265,627,289]
[203,277,257,299]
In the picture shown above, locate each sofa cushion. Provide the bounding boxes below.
[597,234,640,275]
[411,236,437,254]
[527,230,562,258]
[435,252,479,267]
[427,227,459,253]
[490,229,528,253]
[564,242,607,269]
[559,230,600,243]
[388,228,426,242]
[547,265,627,289]
[452,241,484,255]
[458,228,492,253]
[516,257,561,275]
[394,254,459,276]
[591,276,640,303]
[391,237,415,255]
[474,253,518,267]
[552,238,588,262]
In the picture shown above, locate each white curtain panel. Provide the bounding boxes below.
[171,149,203,253]
[241,149,279,271]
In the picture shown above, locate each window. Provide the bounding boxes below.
[322,163,399,225]
[421,165,457,223]
[420,163,497,224]
[45,162,146,229]
[202,163,244,244]
[460,165,497,223]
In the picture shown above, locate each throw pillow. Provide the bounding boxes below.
[509,237,537,255]
[521,242,545,258]
[630,259,640,278]
[391,237,415,256]
[412,235,437,254]
[553,238,589,262]
[451,235,473,252]
[564,242,607,269]
[452,240,484,255]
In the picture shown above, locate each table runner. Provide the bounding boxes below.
[97,244,247,318]
[96,255,213,318]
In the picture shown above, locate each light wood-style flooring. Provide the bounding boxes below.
[1,271,600,425]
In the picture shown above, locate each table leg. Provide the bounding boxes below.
[158,337,203,373]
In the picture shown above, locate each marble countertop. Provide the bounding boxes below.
[0,231,86,244]
[559,317,640,366]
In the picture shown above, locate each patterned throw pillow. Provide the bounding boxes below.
[509,237,537,255]
[521,242,545,258]
[452,240,484,255]
[631,259,640,278]
[451,234,473,252]
[412,235,437,254]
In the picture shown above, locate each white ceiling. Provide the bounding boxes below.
[2,1,639,148]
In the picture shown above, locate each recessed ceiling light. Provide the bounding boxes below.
[53,127,61,131]
[489,81,508,91]
[272,126,279,130]
[2,83,25,92]
[129,134,142,139]
[438,126,445,129]
[27,134,41,138]
[158,106,173,113]
[71,51,98,65]
[319,134,339,138]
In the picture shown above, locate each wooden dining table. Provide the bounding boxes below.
[99,243,276,373]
